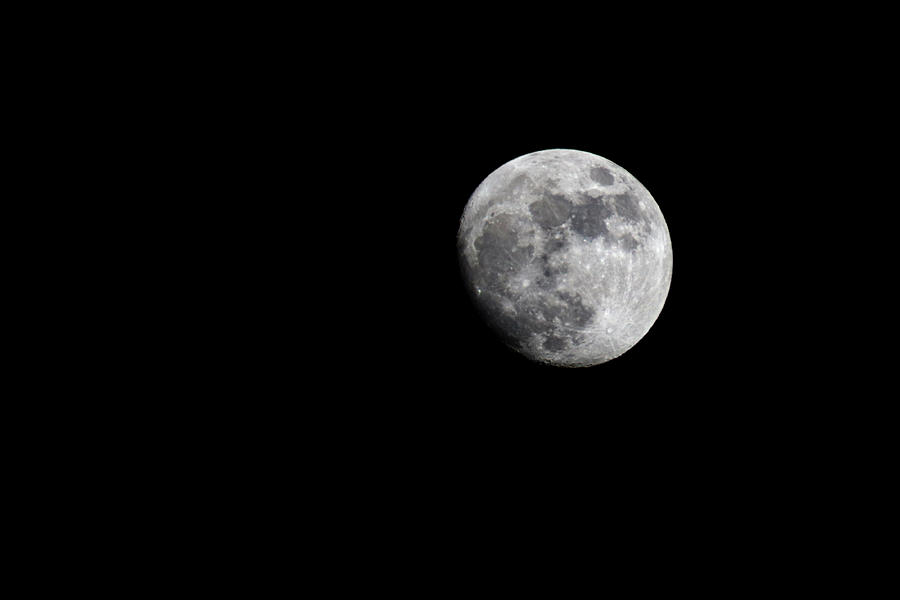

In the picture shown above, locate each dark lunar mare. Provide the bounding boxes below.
[589,166,615,185]
[472,214,534,288]
[570,194,612,239]
[528,192,572,229]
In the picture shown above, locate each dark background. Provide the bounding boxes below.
[289,41,856,492]
[344,59,814,401]
[209,10,887,412]
[161,7,885,518]
[278,35,886,555]
[4,7,891,588]
[105,9,885,560]
[18,7,889,581]
[267,16,887,459]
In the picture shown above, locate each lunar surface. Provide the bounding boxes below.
[457,149,672,367]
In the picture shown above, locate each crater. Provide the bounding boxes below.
[543,335,567,352]
[590,166,614,185]
[619,233,641,252]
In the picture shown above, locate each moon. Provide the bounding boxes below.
[457,149,672,367]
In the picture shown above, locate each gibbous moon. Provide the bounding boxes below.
[457,149,672,367]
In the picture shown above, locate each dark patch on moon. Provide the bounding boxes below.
[541,261,567,276]
[543,335,567,351]
[528,193,572,229]
[474,214,534,286]
[612,193,641,222]
[505,173,536,200]
[555,291,595,328]
[545,236,567,254]
[619,233,640,252]
[570,196,612,239]
[474,293,531,349]
[536,291,595,333]
[536,257,568,289]
[590,167,615,185]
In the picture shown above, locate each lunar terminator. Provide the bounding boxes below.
[457,149,672,367]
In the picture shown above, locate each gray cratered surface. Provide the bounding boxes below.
[458,149,672,367]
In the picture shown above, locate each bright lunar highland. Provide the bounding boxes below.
[458,149,672,367]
